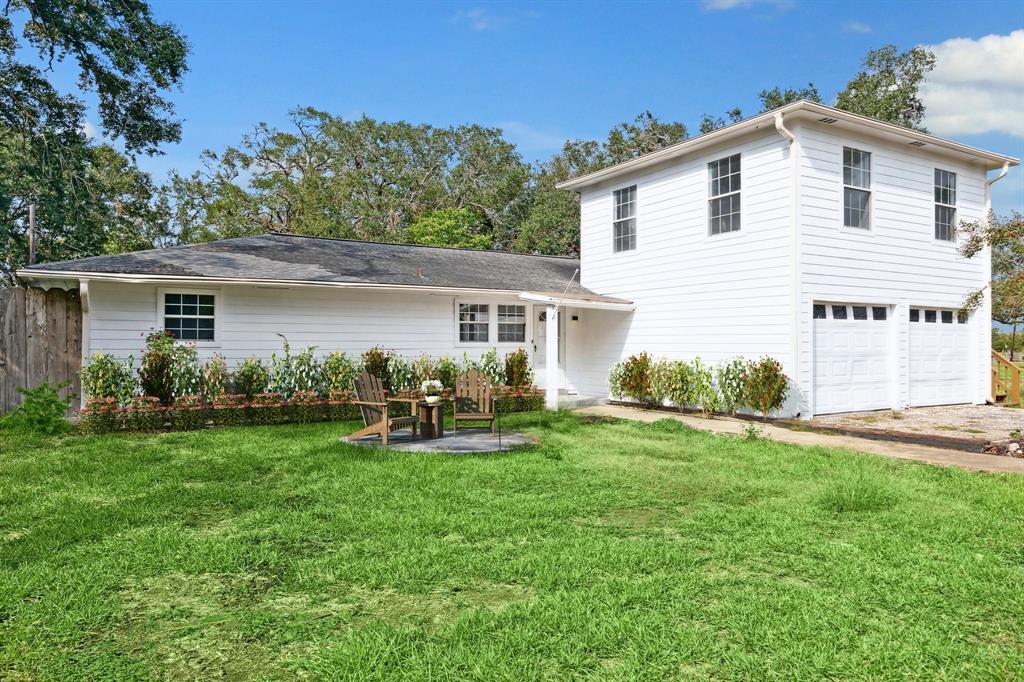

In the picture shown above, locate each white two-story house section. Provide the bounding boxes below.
[558,100,1017,417]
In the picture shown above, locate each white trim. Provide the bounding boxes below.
[556,100,1018,191]
[156,286,223,347]
[517,292,634,311]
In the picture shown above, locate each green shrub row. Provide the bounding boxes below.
[609,354,789,417]
[78,391,544,435]
[81,333,537,407]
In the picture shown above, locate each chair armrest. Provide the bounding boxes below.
[350,399,388,407]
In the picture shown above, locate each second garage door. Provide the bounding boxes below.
[813,302,892,415]
[909,307,972,407]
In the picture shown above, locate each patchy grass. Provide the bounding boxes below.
[2,412,1024,679]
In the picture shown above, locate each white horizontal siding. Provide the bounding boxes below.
[86,282,531,369]
[574,129,795,404]
[793,120,991,412]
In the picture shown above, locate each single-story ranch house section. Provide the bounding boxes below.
[19,101,1019,417]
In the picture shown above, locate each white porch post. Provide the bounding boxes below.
[545,304,559,410]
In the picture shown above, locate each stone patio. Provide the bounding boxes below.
[810,404,1022,443]
[342,427,537,453]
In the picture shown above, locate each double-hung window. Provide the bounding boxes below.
[613,185,637,252]
[843,147,871,229]
[708,154,741,235]
[497,305,526,342]
[458,304,489,342]
[934,169,957,241]
[163,292,216,341]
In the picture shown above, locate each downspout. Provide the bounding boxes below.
[775,112,801,416]
[980,162,1010,401]
[79,279,91,402]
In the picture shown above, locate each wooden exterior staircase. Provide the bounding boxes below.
[992,350,1021,406]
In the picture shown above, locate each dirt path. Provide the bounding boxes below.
[575,404,1024,475]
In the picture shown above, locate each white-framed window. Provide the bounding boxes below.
[160,290,218,342]
[843,147,871,229]
[708,153,741,235]
[458,303,489,342]
[910,307,968,324]
[814,302,888,321]
[497,304,526,343]
[612,185,637,252]
[934,168,957,241]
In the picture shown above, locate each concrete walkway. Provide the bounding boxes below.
[576,404,1024,475]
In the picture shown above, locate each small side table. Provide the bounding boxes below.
[417,400,445,439]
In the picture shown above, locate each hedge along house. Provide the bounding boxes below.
[18,101,1019,417]
[17,234,635,410]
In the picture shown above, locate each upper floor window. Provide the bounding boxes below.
[612,185,637,252]
[843,147,871,229]
[163,292,216,341]
[934,169,957,241]
[458,303,489,342]
[708,153,741,235]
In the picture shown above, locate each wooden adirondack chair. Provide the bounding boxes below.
[453,369,495,433]
[347,372,418,446]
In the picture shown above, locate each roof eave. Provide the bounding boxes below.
[556,100,1019,191]
[15,268,601,300]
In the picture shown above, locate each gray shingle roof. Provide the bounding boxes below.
[23,233,616,300]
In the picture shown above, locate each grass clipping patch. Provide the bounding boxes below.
[817,469,897,514]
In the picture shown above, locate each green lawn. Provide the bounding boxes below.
[2,413,1023,680]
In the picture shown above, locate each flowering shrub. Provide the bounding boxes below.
[716,358,748,416]
[138,330,176,405]
[649,359,676,407]
[201,354,230,402]
[421,380,443,397]
[213,394,246,427]
[269,334,322,398]
[479,347,504,385]
[324,352,358,394]
[169,343,201,399]
[411,354,435,387]
[386,355,414,394]
[435,356,460,389]
[361,346,390,384]
[687,358,719,417]
[620,353,653,404]
[503,348,533,387]
[233,358,269,400]
[81,353,137,405]
[744,357,790,417]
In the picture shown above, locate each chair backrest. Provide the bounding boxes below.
[354,371,387,426]
[455,369,492,414]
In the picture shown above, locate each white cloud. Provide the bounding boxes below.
[451,8,505,31]
[80,120,99,139]
[842,20,872,33]
[920,30,1024,137]
[700,0,793,11]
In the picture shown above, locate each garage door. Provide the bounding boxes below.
[813,302,892,415]
[909,307,972,407]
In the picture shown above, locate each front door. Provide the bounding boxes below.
[533,306,565,389]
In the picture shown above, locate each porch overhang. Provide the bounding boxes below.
[518,291,634,312]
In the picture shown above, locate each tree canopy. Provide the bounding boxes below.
[1,0,187,284]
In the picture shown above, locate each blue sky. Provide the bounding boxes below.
[60,0,1024,212]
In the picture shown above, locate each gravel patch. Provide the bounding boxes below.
[811,404,1022,444]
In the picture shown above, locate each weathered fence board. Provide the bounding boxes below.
[0,288,82,415]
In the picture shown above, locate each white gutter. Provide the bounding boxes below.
[774,112,803,417]
[79,280,91,402]
[987,161,1011,190]
[16,269,545,298]
[518,292,634,311]
[557,100,1019,191]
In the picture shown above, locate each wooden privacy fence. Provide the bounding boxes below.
[0,288,82,415]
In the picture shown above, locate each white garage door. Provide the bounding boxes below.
[813,303,892,415]
[909,308,972,407]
